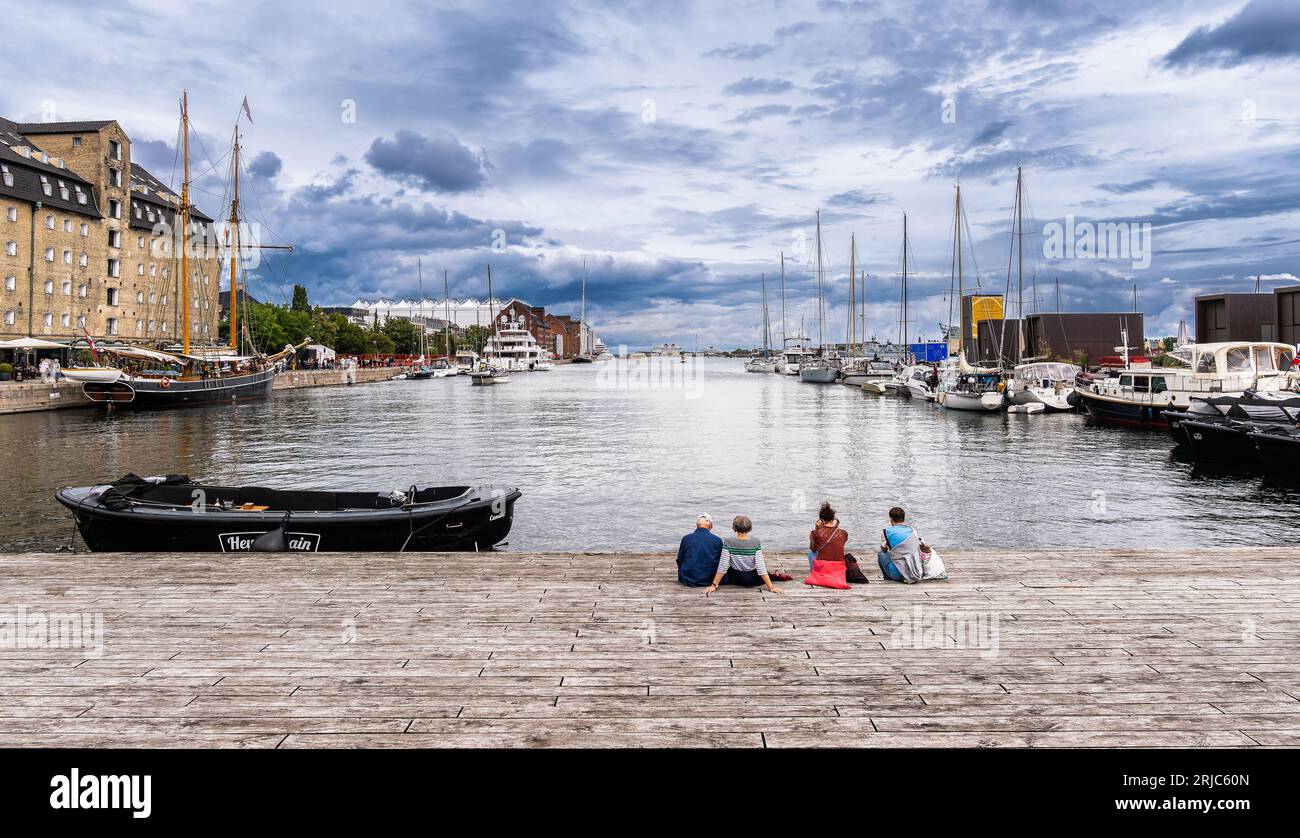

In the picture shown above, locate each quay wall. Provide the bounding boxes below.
[0,380,92,415]
[272,367,399,390]
[0,367,398,414]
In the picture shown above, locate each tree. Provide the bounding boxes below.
[1161,336,1176,353]
[291,284,310,313]
[381,317,421,354]
[463,324,491,353]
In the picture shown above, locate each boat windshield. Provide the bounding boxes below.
[1016,362,1077,381]
[1167,346,1195,368]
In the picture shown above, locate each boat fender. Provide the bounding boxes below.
[1066,390,1082,408]
[160,377,172,389]
[251,527,287,552]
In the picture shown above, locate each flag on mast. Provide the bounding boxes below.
[241,96,253,123]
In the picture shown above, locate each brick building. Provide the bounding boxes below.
[0,117,220,343]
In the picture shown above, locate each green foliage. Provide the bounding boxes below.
[380,317,421,354]
[1071,349,1090,368]
[0,362,13,375]
[463,324,491,352]
[291,284,310,313]
[1161,336,1176,352]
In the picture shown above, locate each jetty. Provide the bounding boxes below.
[0,548,1296,747]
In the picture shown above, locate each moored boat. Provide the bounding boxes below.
[56,475,521,552]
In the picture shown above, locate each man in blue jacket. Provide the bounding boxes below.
[677,513,723,586]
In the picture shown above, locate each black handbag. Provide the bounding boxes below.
[843,551,869,584]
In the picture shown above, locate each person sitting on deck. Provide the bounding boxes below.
[804,501,851,589]
[677,513,723,587]
[703,516,782,594]
[878,506,924,583]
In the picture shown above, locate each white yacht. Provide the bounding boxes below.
[482,327,548,371]
[840,359,896,387]
[884,364,939,400]
[1007,361,1079,412]
[1072,341,1298,429]
[455,350,479,372]
[780,335,814,375]
[936,355,1006,412]
[799,354,841,384]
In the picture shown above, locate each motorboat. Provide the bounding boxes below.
[1071,341,1298,430]
[1006,361,1079,412]
[1162,392,1300,446]
[745,356,779,373]
[780,338,814,375]
[56,474,521,552]
[455,350,479,372]
[1248,425,1300,472]
[884,364,940,400]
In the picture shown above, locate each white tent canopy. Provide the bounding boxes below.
[0,337,71,349]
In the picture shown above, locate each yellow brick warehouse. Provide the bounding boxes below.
[0,118,220,344]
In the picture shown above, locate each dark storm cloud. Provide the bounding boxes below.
[723,77,796,95]
[247,150,282,180]
[1162,0,1300,70]
[364,129,490,194]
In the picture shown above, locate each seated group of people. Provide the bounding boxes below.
[676,502,942,592]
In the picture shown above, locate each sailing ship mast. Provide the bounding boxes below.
[180,92,192,356]
[416,258,426,362]
[228,127,239,351]
[780,252,787,345]
[899,213,909,353]
[759,272,770,358]
[815,210,825,352]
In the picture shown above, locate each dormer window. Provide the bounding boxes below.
[74,185,87,205]
[58,181,69,200]
[39,175,52,197]
[134,204,142,219]
[0,165,11,187]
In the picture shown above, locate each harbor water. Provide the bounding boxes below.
[2,358,1297,552]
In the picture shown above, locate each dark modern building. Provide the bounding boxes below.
[1194,292,1276,343]
[1275,286,1300,346]
[970,312,1144,366]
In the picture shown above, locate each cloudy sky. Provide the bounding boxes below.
[5,0,1300,348]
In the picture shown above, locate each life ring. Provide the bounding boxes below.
[160,377,172,389]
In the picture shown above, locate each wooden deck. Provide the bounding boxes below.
[1,548,1297,748]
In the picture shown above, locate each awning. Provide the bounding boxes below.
[0,337,71,349]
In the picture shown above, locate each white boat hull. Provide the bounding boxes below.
[1008,386,1074,412]
[59,367,125,384]
[939,390,1004,411]
[840,373,892,387]
[861,381,887,395]
[745,360,779,373]
[799,367,838,384]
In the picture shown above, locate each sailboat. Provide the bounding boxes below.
[1001,168,1077,412]
[775,253,812,374]
[80,92,305,408]
[406,259,435,380]
[745,271,778,372]
[936,187,1005,412]
[572,260,594,364]
[882,215,938,400]
[799,211,840,384]
[839,236,892,389]
[470,265,508,385]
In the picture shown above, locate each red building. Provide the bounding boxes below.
[494,300,584,359]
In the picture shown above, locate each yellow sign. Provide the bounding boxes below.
[969,295,1004,337]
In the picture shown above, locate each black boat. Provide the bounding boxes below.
[1165,392,1300,451]
[1179,418,1260,463]
[83,367,276,408]
[1248,426,1300,472]
[56,475,521,552]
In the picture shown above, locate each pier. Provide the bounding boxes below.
[0,548,1296,747]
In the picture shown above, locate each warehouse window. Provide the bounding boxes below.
[4,276,14,291]
[45,214,55,229]
[63,219,72,232]
[3,311,13,326]
[61,313,70,327]
[6,207,16,222]
[5,241,16,256]
[109,140,121,161]
[79,223,88,237]
[44,247,54,262]
[107,288,119,306]
[43,312,52,328]
[43,280,53,295]
[62,249,71,264]
[106,317,118,335]
[0,165,12,187]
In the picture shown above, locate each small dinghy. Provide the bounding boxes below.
[1007,402,1045,414]
[56,475,521,553]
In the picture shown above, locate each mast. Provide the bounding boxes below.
[780,252,787,346]
[180,91,191,355]
[849,234,856,355]
[954,189,963,358]
[1016,165,1024,364]
[417,258,425,360]
[228,126,240,352]
[900,213,909,352]
[815,210,824,351]
[759,272,770,357]
[443,270,451,360]
[580,259,588,356]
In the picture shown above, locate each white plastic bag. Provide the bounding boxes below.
[919,543,948,580]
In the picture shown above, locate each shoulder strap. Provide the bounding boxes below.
[812,524,840,557]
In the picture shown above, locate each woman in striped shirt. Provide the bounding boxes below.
[703,516,783,594]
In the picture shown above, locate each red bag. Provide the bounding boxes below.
[804,559,851,589]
